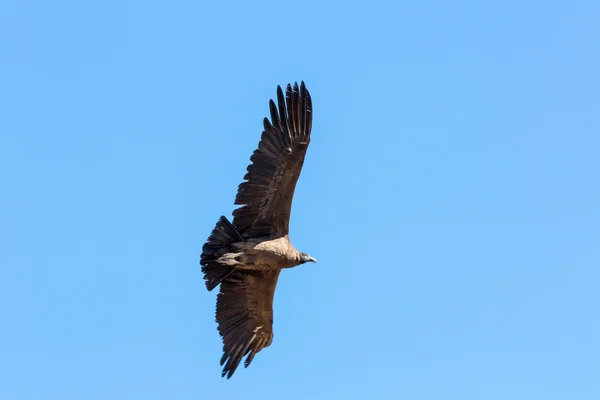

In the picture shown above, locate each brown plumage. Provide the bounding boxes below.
[200,82,316,379]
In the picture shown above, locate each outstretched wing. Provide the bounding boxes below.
[232,82,313,238]
[215,269,281,379]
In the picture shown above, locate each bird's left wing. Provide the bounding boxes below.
[215,269,281,379]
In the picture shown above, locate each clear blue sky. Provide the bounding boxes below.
[1,1,599,399]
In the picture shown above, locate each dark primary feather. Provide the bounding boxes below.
[216,270,281,379]
[232,81,313,238]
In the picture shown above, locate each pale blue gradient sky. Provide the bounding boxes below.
[1,1,599,399]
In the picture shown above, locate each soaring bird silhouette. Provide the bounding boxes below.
[200,82,316,378]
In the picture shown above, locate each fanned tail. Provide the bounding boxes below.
[200,216,244,291]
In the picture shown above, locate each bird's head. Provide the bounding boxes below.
[299,252,317,264]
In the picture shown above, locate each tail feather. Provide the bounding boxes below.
[201,216,244,291]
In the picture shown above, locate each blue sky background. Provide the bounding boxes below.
[1,1,599,399]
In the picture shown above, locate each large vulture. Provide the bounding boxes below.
[200,82,316,379]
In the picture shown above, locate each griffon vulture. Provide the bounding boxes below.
[200,82,316,379]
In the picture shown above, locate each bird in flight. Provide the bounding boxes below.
[200,82,316,379]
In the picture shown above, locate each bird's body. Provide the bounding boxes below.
[219,235,311,271]
[200,82,316,378]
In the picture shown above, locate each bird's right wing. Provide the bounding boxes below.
[232,82,313,238]
[215,269,281,379]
